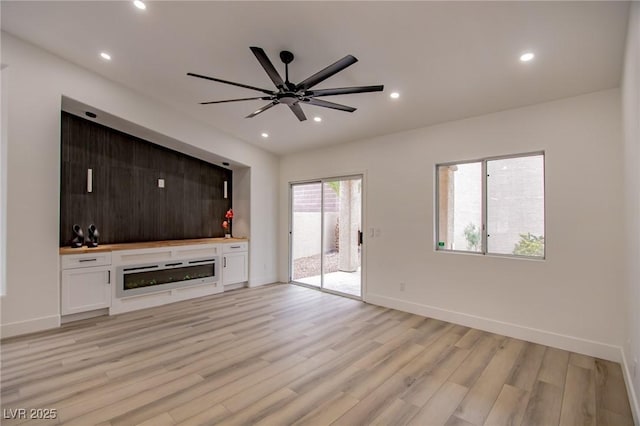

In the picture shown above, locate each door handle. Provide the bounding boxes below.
[358,230,363,246]
[224,257,227,268]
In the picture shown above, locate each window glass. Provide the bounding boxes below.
[437,162,482,252]
[487,155,544,257]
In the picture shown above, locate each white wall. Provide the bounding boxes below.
[622,1,640,418]
[0,33,279,337]
[280,89,625,361]
[1,64,7,296]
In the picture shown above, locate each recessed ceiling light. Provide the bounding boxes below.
[261,133,269,138]
[520,52,535,62]
[314,116,322,122]
[100,52,111,61]
[390,92,400,99]
[133,0,146,10]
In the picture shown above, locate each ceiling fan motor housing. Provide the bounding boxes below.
[277,93,299,105]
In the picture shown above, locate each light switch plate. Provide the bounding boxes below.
[158,178,165,188]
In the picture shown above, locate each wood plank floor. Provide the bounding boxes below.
[0,284,634,426]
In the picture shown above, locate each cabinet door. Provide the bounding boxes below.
[222,252,248,285]
[61,266,111,315]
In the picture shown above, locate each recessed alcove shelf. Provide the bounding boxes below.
[59,237,248,254]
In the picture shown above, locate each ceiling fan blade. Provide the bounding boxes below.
[289,103,307,121]
[305,85,384,97]
[246,102,277,118]
[250,47,285,89]
[297,55,358,91]
[187,72,274,95]
[302,98,356,113]
[200,96,271,105]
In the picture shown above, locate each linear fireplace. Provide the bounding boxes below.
[116,257,218,298]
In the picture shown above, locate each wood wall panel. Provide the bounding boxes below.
[60,112,232,246]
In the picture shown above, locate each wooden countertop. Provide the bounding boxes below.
[59,237,248,255]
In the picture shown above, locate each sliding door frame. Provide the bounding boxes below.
[289,174,365,301]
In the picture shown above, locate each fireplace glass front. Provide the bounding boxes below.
[116,257,218,298]
[124,263,214,290]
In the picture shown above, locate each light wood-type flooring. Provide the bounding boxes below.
[0,284,634,426]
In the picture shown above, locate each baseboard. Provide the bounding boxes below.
[0,315,60,339]
[61,308,109,324]
[621,349,640,425]
[248,277,278,288]
[224,282,247,291]
[366,293,622,362]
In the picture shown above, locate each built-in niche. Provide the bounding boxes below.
[60,111,232,246]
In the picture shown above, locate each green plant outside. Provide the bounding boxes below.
[464,223,481,251]
[513,233,544,257]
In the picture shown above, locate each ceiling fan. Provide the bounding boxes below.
[187,47,384,122]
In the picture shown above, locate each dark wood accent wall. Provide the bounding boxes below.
[60,112,232,246]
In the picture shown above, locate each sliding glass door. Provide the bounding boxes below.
[290,182,322,288]
[290,176,362,299]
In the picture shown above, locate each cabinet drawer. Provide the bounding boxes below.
[223,242,248,253]
[61,252,112,270]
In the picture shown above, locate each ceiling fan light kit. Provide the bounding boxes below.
[188,47,384,121]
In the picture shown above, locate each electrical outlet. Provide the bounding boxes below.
[158,178,165,188]
[399,282,405,292]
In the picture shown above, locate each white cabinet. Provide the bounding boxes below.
[61,253,112,315]
[222,243,248,285]
[223,252,248,285]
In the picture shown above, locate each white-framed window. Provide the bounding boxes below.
[436,152,545,259]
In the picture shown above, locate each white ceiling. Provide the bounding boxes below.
[1,1,630,155]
